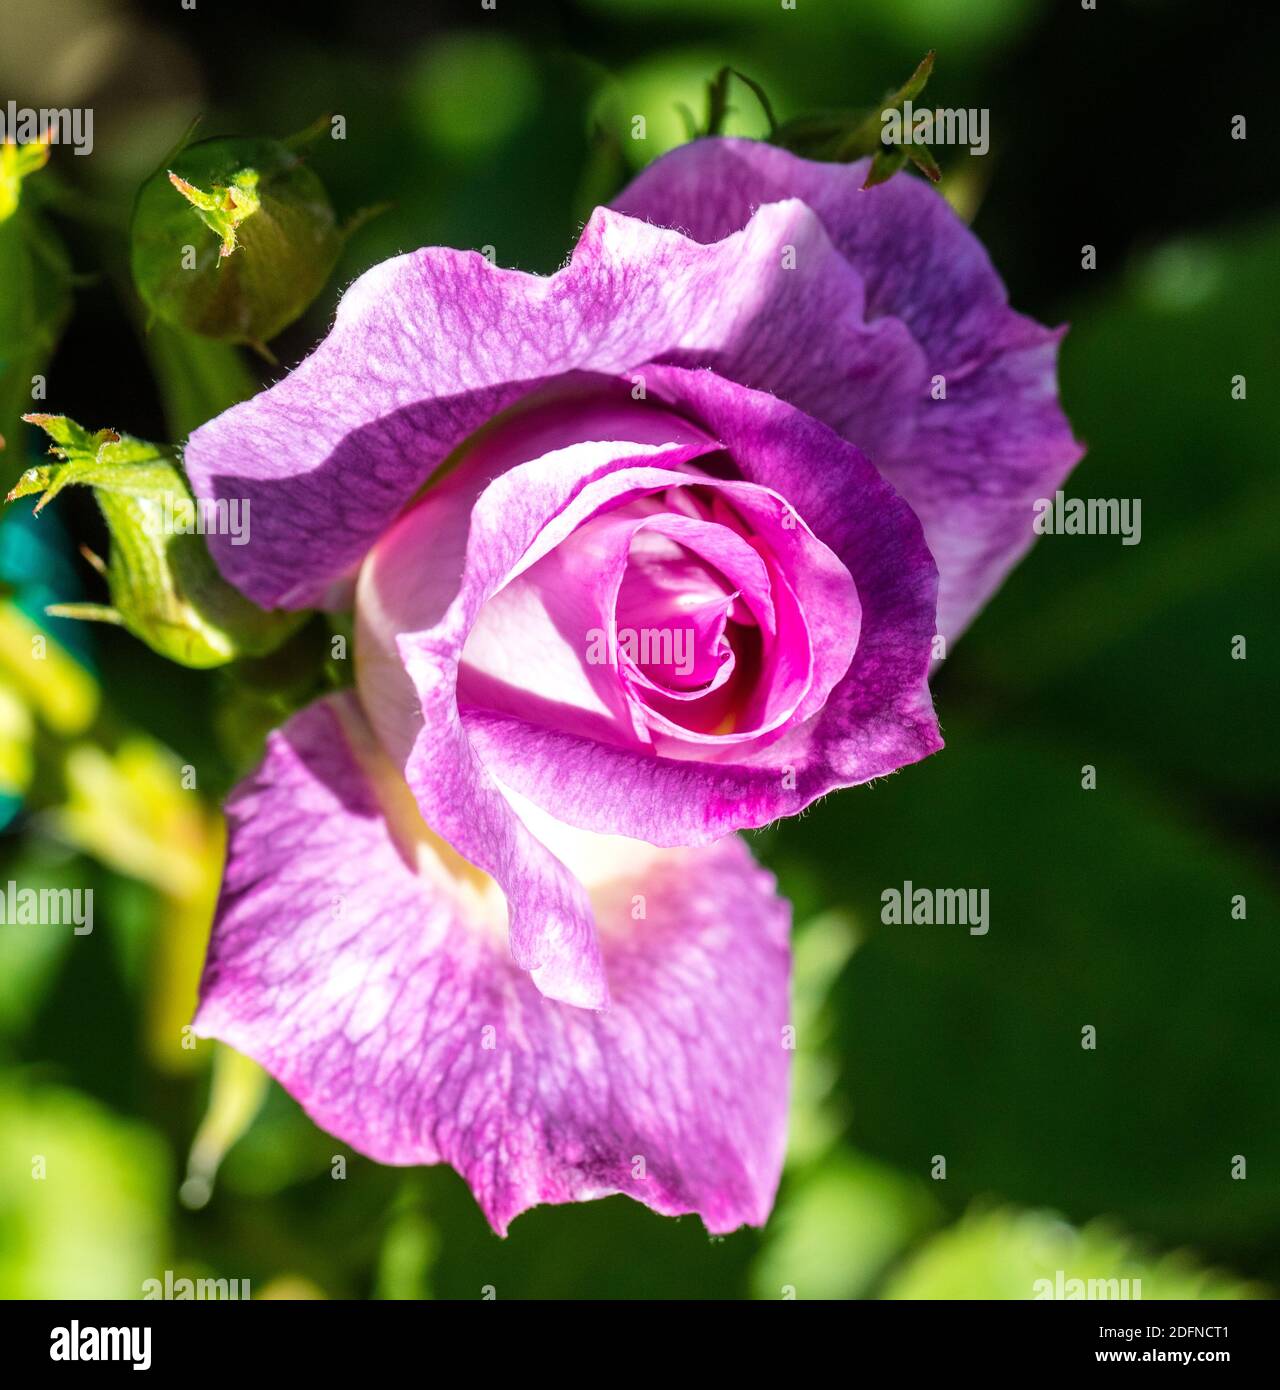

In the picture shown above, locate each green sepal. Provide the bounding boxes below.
[167,167,262,258]
[698,67,778,141]
[769,50,942,186]
[8,414,305,669]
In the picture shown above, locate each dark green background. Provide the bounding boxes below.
[0,0,1274,1298]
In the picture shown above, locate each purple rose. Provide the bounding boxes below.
[187,138,1081,1234]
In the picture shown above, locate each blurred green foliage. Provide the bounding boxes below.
[881,1208,1265,1301]
[0,1080,169,1298]
[0,143,72,498]
[0,0,1274,1300]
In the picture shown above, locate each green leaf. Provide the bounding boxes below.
[9,414,305,668]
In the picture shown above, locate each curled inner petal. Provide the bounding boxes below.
[459,469,857,759]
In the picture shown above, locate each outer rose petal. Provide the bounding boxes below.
[193,692,791,1236]
[183,196,932,612]
[612,136,1085,642]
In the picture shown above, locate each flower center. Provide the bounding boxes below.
[609,492,765,736]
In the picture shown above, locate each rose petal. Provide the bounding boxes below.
[183,196,931,612]
[193,692,791,1235]
[613,136,1085,641]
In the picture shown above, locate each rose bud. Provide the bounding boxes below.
[130,134,340,348]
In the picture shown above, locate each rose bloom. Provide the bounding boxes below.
[185,138,1081,1234]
